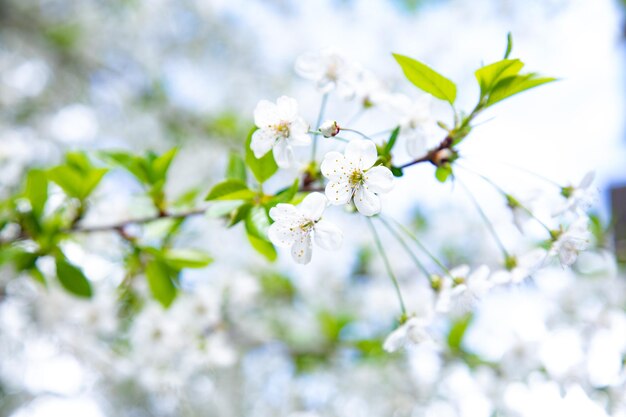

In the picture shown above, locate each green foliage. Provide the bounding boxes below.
[447,313,473,353]
[260,273,296,301]
[435,164,453,183]
[145,257,177,308]
[246,233,277,262]
[392,53,457,104]
[485,73,556,107]
[55,256,93,298]
[162,249,213,269]
[318,311,353,343]
[24,170,48,219]
[205,180,256,201]
[382,126,401,155]
[48,152,108,201]
[245,128,278,184]
[265,179,299,207]
[504,32,513,59]
[101,148,178,211]
[475,59,524,99]
[226,152,247,183]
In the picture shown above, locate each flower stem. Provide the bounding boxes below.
[456,163,553,235]
[375,216,430,277]
[341,128,374,140]
[380,215,453,279]
[311,92,329,161]
[457,178,511,260]
[366,217,407,316]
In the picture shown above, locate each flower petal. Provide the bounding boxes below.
[325,180,353,205]
[345,139,378,170]
[298,192,327,221]
[578,171,595,189]
[276,96,299,121]
[383,324,408,352]
[364,166,394,194]
[314,220,343,250]
[321,152,348,181]
[251,129,275,159]
[269,203,300,222]
[253,100,278,127]
[290,233,313,264]
[353,187,381,216]
[273,138,294,168]
[267,221,299,248]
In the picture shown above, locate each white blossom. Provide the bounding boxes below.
[251,96,311,168]
[550,217,590,267]
[553,171,597,217]
[383,316,432,352]
[320,139,394,216]
[319,120,340,138]
[492,249,548,285]
[449,265,493,314]
[386,93,439,158]
[295,48,357,99]
[268,192,342,264]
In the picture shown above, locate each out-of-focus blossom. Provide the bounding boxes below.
[295,48,358,99]
[553,171,597,217]
[383,316,432,352]
[550,217,590,267]
[268,192,342,264]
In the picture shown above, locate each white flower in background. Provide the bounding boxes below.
[268,192,342,264]
[550,217,590,267]
[319,120,340,138]
[553,171,597,216]
[251,96,311,168]
[386,93,439,158]
[321,139,393,216]
[352,69,390,108]
[492,249,548,285]
[383,316,432,352]
[295,48,357,99]
[448,265,493,314]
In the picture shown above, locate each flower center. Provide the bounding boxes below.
[273,121,290,138]
[349,169,364,187]
[299,220,314,232]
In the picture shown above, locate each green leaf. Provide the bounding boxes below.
[163,249,213,269]
[383,126,401,155]
[266,179,300,207]
[227,203,252,227]
[145,258,177,308]
[486,74,557,107]
[101,152,150,184]
[226,152,247,183]
[247,233,277,262]
[390,166,404,177]
[245,206,271,240]
[151,148,178,182]
[392,53,457,104]
[56,258,93,298]
[504,32,513,59]
[48,153,108,200]
[25,170,48,219]
[260,273,295,300]
[245,127,278,183]
[447,313,473,352]
[205,180,256,201]
[435,164,452,183]
[475,59,524,98]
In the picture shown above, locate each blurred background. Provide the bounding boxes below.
[1,0,626,416]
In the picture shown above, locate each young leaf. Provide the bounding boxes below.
[447,313,473,352]
[205,180,256,201]
[226,152,247,183]
[435,164,453,183]
[145,258,177,308]
[486,74,557,107]
[56,258,93,298]
[244,206,271,240]
[266,178,299,207]
[392,53,457,104]
[25,169,48,219]
[390,166,404,177]
[383,126,401,155]
[247,233,277,262]
[475,59,524,98]
[151,148,178,182]
[227,203,252,227]
[101,152,150,184]
[504,32,513,59]
[245,127,278,184]
[163,249,213,269]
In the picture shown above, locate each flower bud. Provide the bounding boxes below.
[319,120,340,138]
